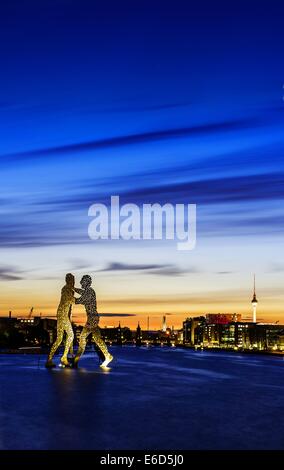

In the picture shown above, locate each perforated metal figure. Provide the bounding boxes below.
[73,275,113,368]
[45,273,75,368]
[67,304,74,357]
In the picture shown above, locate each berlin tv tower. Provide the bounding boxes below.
[251,274,258,323]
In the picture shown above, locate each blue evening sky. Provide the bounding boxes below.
[0,0,283,325]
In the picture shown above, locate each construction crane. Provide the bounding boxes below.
[28,307,34,319]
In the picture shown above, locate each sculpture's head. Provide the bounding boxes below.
[80,274,92,289]
[65,273,75,287]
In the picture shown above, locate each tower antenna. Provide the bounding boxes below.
[251,274,258,323]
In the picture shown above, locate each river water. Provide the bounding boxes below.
[1,346,284,449]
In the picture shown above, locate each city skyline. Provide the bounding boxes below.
[3,307,284,353]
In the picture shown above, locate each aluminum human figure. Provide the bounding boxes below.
[73,275,113,368]
[45,273,75,368]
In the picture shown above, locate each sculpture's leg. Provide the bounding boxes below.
[92,327,113,367]
[61,321,74,363]
[73,326,89,367]
[93,341,105,361]
[69,342,74,357]
[46,323,64,366]
[92,327,108,360]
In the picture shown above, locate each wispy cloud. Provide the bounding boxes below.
[99,262,196,276]
[0,167,283,248]
[216,271,234,275]
[268,263,284,273]
[36,170,284,212]
[0,266,23,281]
[2,117,259,163]
[100,262,167,272]
[68,259,92,270]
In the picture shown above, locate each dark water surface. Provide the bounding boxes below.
[1,346,284,450]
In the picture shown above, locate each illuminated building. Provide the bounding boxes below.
[206,313,241,324]
[117,322,123,345]
[235,323,251,349]
[220,323,236,347]
[0,314,57,348]
[175,329,183,344]
[135,322,142,346]
[183,317,206,346]
[182,315,284,351]
[100,325,131,344]
[256,324,284,350]
[203,322,222,347]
